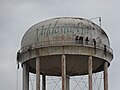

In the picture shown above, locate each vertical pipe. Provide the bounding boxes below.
[23,63,29,90]
[88,56,92,90]
[62,55,66,90]
[104,62,108,90]
[36,56,40,90]
[66,75,69,90]
[42,75,46,90]
[23,64,25,90]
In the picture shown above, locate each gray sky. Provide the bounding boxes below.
[0,0,119,90]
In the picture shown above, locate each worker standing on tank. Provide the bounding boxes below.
[85,37,89,45]
[104,45,107,56]
[75,36,79,44]
[17,51,20,69]
[79,36,83,44]
[93,39,96,53]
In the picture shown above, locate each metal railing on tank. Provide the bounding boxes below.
[19,40,113,54]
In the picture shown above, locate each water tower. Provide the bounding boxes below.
[17,17,113,90]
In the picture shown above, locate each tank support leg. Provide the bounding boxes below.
[23,62,29,90]
[88,56,92,90]
[66,75,70,90]
[104,62,108,90]
[62,55,67,90]
[36,56,40,90]
[42,75,46,90]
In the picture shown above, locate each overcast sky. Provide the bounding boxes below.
[0,0,120,90]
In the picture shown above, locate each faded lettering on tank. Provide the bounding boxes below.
[37,21,95,37]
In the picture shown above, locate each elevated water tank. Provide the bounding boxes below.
[18,17,113,76]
